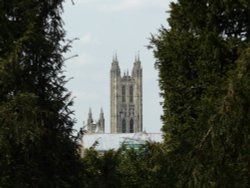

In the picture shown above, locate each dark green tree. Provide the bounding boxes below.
[150,0,250,186]
[204,46,250,187]
[82,148,121,188]
[118,143,168,188]
[82,143,168,188]
[0,0,83,187]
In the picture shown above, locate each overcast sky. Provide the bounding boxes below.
[62,0,173,133]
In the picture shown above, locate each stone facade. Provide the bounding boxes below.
[86,108,105,134]
[110,55,142,133]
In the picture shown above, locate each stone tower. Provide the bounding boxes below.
[110,54,142,133]
[87,108,105,134]
[98,108,105,133]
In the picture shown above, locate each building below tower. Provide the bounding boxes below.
[81,132,162,155]
[80,54,148,156]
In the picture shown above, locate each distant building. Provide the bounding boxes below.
[110,54,143,133]
[82,132,162,154]
[86,108,105,134]
[81,55,153,155]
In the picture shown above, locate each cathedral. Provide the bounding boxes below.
[86,54,143,134]
[82,55,162,155]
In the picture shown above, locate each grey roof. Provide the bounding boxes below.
[82,132,163,151]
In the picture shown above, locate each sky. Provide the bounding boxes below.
[62,0,173,133]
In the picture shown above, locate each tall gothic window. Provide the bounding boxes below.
[122,119,126,133]
[129,119,134,133]
[122,85,126,102]
[129,85,133,102]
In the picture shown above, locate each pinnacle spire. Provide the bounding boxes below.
[99,108,104,119]
[134,51,140,62]
[87,108,93,125]
[113,51,118,62]
[132,52,142,77]
[111,52,120,75]
[88,108,93,118]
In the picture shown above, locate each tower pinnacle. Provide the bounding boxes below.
[88,108,92,117]
[134,51,140,62]
[99,108,104,118]
[113,52,118,63]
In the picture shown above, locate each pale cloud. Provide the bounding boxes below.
[98,0,142,12]
[65,53,92,70]
[73,0,170,13]
[71,90,99,101]
[80,33,92,45]
[98,0,169,12]
[80,33,101,46]
[76,0,100,4]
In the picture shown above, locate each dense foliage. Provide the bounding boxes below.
[150,0,250,187]
[1,0,250,187]
[82,143,167,188]
[0,0,83,187]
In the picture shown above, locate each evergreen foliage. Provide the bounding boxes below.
[2,0,249,187]
[82,148,121,188]
[0,0,83,187]
[150,0,250,187]
[82,143,167,188]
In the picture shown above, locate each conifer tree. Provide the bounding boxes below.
[0,1,83,187]
[150,0,250,186]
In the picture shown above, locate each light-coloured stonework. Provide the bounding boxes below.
[86,108,105,134]
[110,55,142,133]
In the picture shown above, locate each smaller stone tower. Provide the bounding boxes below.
[86,108,105,134]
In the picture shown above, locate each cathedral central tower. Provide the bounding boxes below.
[110,55,142,133]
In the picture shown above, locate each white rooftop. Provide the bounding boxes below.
[82,132,163,151]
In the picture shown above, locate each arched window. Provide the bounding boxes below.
[129,119,134,133]
[122,119,126,133]
[129,86,133,102]
[122,85,126,102]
